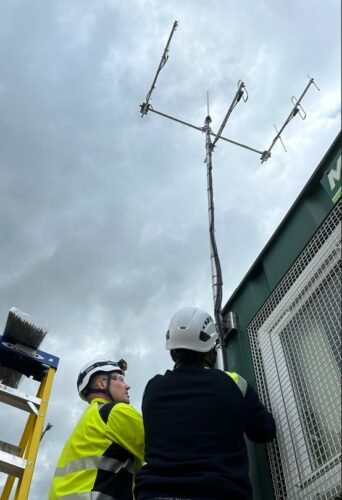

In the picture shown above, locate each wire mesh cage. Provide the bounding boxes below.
[248,202,341,500]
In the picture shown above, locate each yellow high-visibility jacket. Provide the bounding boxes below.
[49,398,144,500]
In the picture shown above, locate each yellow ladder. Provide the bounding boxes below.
[0,337,59,499]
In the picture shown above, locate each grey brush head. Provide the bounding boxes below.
[0,308,48,387]
[3,307,48,349]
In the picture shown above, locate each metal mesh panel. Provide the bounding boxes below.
[248,202,341,500]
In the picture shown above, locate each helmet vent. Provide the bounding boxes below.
[165,307,218,352]
[199,331,211,342]
[202,317,211,330]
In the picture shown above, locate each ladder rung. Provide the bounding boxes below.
[0,383,41,413]
[0,440,21,456]
[0,450,26,478]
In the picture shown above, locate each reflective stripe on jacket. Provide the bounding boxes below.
[49,398,144,500]
[226,371,248,396]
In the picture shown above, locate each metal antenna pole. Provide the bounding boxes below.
[204,113,227,371]
[139,21,319,371]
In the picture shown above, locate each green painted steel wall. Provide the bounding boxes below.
[221,131,341,500]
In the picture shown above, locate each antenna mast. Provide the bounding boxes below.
[140,21,319,370]
[204,113,225,366]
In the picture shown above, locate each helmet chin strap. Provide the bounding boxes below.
[86,375,115,401]
[105,374,115,401]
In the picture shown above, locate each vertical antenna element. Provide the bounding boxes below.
[140,21,178,116]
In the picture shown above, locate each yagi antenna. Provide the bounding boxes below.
[261,76,320,162]
[139,21,319,371]
[212,80,248,150]
[140,21,178,117]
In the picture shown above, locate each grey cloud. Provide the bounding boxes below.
[0,1,340,498]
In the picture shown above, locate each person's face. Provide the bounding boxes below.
[108,372,131,404]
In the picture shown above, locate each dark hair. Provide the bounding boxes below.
[83,371,108,397]
[171,349,208,366]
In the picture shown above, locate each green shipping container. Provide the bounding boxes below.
[222,132,341,500]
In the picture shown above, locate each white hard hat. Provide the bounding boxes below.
[166,307,218,352]
[77,358,126,401]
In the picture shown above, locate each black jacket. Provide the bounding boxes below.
[135,365,276,500]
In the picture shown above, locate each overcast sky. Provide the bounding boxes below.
[0,1,340,498]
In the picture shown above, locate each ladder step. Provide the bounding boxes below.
[0,335,59,384]
[0,309,59,498]
[0,450,26,478]
[0,383,41,413]
[0,440,21,456]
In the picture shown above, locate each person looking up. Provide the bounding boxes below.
[49,357,144,500]
[135,307,276,500]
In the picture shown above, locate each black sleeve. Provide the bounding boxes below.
[244,384,276,443]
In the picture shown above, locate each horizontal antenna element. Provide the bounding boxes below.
[140,21,178,117]
[147,106,265,156]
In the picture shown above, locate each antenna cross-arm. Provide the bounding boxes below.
[147,106,265,156]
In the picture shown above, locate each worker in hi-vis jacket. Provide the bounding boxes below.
[135,307,276,500]
[49,358,144,500]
